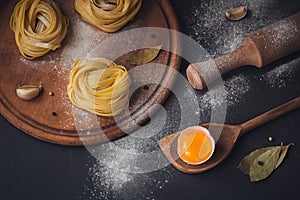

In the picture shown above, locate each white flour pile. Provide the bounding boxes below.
[80,140,174,200]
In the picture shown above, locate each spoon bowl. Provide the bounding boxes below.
[158,123,242,174]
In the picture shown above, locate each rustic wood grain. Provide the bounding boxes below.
[0,0,181,145]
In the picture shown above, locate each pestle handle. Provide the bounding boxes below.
[187,12,300,90]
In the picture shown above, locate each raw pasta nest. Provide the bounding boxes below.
[10,0,68,59]
[67,58,131,117]
[74,0,142,32]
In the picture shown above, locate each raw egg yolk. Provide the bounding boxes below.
[177,128,214,165]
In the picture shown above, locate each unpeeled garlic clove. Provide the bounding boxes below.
[225,6,248,21]
[16,84,42,101]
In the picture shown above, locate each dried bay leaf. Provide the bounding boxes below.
[126,45,162,65]
[249,147,281,182]
[237,146,274,174]
[275,143,293,169]
[237,144,293,182]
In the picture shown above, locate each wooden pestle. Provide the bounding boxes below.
[187,12,300,90]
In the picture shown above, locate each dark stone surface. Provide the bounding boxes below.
[1,0,300,199]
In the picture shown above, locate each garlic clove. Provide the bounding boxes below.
[16,84,42,101]
[225,6,248,21]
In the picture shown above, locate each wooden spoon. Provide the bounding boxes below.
[158,96,300,174]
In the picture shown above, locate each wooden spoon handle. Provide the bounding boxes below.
[239,96,300,136]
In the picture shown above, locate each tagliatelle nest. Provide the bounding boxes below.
[10,0,69,59]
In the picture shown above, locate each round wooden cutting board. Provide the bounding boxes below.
[0,0,181,145]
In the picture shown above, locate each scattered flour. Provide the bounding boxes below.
[80,0,300,199]
[200,74,250,109]
[184,0,294,57]
[80,141,173,200]
[268,20,298,52]
[259,57,300,88]
[15,0,299,199]
[61,16,110,62]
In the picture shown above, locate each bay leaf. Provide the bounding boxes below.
[126,45,162,65]
[237,146,274,174]
[249,146,281,182]
[275,143,293,169]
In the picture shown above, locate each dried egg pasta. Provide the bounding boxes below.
[67,58,131,117]
[10,0,68,59]
[74,0,142,32]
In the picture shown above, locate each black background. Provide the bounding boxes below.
[1,0,300,199]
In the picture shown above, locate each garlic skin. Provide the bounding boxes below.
[16,85,42,101]
[225,6,248,21]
